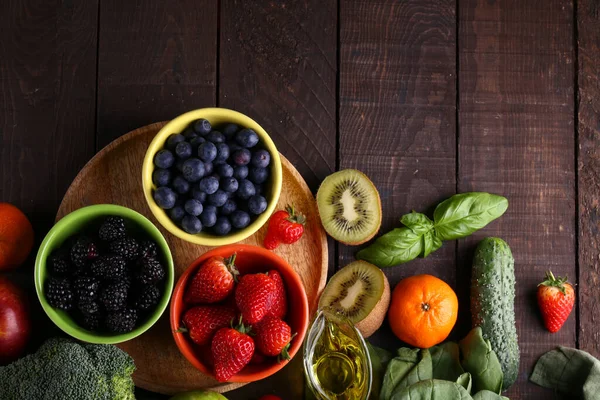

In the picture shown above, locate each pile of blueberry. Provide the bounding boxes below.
[152,119,272,236]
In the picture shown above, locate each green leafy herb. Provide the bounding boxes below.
[401,212,434,235]
[459,327,504,394]
[390,379,473,400]
[367,343,393,400]
[456,373,473,393]
[357,227,423,267]
[430,342,464,382]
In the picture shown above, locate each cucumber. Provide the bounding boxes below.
[470,237,519,390]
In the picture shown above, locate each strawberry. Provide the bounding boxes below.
[180,305,236,346]
[235,273,276,324]
[250,350,267,364]
[263,205,305,250]
[255,317,295,360]
[211,319,255,382]
[537,271,575,333]
[185,255,239,304]
[266,270,287,319]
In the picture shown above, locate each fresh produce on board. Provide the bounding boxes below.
[254,316,294,359]
[211,318,255,382]
[180,305,236,346]
[0,277,30,365]
[470,238,519,390]
[236,272,278,324]
[0,337,135,399]
[170,390,228,400]
[537,271,575,333]
[264,205,306,250]
[357,192,508,267]
[316,169,382,245]
[266,269,288,319]
[0,203,34,270]
[388,274,458,349]
[184,255,238,304]
[317,260,390,338]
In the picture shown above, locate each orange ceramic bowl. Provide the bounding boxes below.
[170,244,309,383]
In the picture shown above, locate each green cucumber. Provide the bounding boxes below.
[470,237,519,390]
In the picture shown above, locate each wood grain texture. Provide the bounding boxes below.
[56,122,328,395]
[458,1,575,398]
[577,0,600,358]
[96,0,217,148]
[339,0,457,346]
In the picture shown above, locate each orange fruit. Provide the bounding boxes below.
[0,203,34,270]
[388,274,458,348]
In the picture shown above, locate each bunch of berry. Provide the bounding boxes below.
[152,119,271,236]
[45,216,166,334]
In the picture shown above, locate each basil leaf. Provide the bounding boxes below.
[401,212,433,235]
[357,227,423,268]
[433,193,508,241]
[422,230,443,258]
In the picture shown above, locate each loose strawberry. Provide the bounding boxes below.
[235,273,276,324]
[185,255,239,304]
[263,205,305,250]
[255,317,295,360]
[180,305,236,346]
[266,270,287,319]
[211,319,255,382]
[537,271,575,333]
[263,210,289,250]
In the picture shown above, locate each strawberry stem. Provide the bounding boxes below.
[232,316,253,335]
[285,204,306,225]
[175,326,188,334]
[538,270,569,295]
[225,253,240,282]
[277,332,297,363]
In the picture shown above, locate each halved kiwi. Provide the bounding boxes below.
[316,169,382,245]
[318,260,390,338]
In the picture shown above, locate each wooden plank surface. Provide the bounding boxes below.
[458,1,576,398]
[339,0,457,346]
[577,0,600,358]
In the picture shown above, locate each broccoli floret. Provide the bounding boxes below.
[0,337,136,400]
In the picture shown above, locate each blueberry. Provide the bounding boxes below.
[175,159,185,172]
[233,165,249,180]
[213,216,232,236]
[249,167,269,184]
[251,149,271,168]
[169,206,185,222]
[181,215,202,234]
[190,136,206,150]
[172,175,191,194]
[254,183,264,196]
[184,199,204,216]
[175,141,193,159]
[182,128,198,140]
[193,119,212,135]
[182,158,205,182]
[167,134,186,151]
[152,168,171,186]
[235,129,259,148]
[231,210,251,229]
[207,131,225,143]
[220,199,237,216]
[154,149,175,169]
[198,176,219,194]
[221,123,239,140]
[198,142,217,163]
[153,187,177,209]
[227,141,243,154]
[214,143,230,164]
[191,187,207,203]
[207,190,228,207]
[217,163,234,178]
[248,195,268,215]
[237,179,256,200]
[203,162,214,175]
[200,205,217,227]
[232,149,251,166]
[221,177,239,193]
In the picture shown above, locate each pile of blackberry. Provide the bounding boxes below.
[45,216,166,334]
[152,119,271,236]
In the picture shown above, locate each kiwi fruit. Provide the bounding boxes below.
[318,260,390,338]
[316,169,382,245]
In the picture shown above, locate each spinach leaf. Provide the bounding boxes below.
[472,391,510,400]
[367,343,393,400]
[357,227,423,268]
[433,193,508,241]
[389,379,473,400]
[401,212,433,235]
[456,372,473,394]
[380,348,432,400]
[430,342,464,381]
[459,327,503,394]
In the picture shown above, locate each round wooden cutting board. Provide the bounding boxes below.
[56,122,328,394]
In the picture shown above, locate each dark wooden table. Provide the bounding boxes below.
[1,0,597,399]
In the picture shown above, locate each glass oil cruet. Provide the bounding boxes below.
[303,307,372,400]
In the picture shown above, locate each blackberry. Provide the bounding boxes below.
[109,237,140,261]
[46,277,74,310]
[136,258,166,285]
[49,252,71,276]
[134,285,161,311]
[79,311,102,331]
[100,281,129,311]
[98,216,126,241]
[106,308,138,333]
[91,255,127,281]
[138,240,158,260]
[70,237,99,268]
[73,276,100,304]
[78,300,100,315]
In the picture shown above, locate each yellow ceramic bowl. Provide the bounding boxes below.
[142,108,282,246]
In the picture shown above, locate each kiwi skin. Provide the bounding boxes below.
[356,271,390,338]
[316,169,382,246]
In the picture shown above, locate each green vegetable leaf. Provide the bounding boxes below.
[430,342,464,382]
[472,391,509,400]
[433,193,508,241]
[380,348,432,400]
[456,373,472,394]
[422,230,443,258]
[459,327,504,394]
[357,227,423,268]
[368,343,393,400]
[401,212,433,235]
[389,379,473,400]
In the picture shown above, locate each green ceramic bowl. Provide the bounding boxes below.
[35,204,174,344]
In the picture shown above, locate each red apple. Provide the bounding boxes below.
[0,277,30,365]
